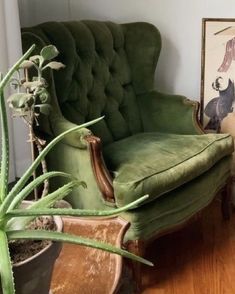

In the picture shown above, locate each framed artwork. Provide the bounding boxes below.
[200,18,235,131]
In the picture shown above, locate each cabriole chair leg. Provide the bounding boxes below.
[126,240,145,293]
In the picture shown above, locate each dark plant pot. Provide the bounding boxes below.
[1,216,63,294]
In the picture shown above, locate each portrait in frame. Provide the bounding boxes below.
[200,18,235,132]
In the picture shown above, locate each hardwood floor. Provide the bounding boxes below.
[51,200,235,294]
[141,200,235,294]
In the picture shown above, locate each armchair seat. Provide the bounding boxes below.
[122,155,231,241]
[104,132,233,206]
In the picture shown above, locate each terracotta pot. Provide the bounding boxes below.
[1,216,63,294]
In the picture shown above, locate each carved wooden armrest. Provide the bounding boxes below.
[85,135,115,203]
[184,99,205,134]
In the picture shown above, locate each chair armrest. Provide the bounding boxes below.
[85,136,115,203]
[137,90,204,134]
[50,114,115,203]
[50,114,92,149]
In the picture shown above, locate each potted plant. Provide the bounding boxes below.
[0,44,152,294]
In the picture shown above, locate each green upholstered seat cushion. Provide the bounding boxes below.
[121,155,231,241]
[103,132,233,207]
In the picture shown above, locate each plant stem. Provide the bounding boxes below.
[25,68,38,201]
[29,122,38,201]
[34,138,49,198]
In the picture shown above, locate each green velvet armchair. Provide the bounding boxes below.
[22,20,233,286]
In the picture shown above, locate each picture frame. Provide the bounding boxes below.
[200,18,235,132]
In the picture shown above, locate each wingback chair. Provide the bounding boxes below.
[22,21,234,288]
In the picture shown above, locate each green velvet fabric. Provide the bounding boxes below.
[21,21,234,244]
[104,132,233,206]
[122,157,231,240]
[122,155,231,241]
[46,140,110,210]
[138,90,202,134]
[22,21,160,145]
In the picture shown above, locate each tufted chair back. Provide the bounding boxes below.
[22,21,161,145]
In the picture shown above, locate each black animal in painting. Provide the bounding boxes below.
[205,77,235,131]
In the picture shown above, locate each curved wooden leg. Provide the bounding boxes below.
[126,240,145,293]
[221,178,232,220]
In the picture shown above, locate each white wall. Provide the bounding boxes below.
[0,0,31,181]
[0,0,16,182]
[18,0,235,101]
[5,0,31,178]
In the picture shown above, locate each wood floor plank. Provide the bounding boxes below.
[141,201,235,294]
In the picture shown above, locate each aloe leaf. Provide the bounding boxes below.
[0,90,9,202]
[0,116,103,216]
[6,195,149,218]
[0,231,15,294]
[0,45,35,204]
[6,181,84,230]
[27,180,85,210]
[7,230,153,266]
[7,171,75,212]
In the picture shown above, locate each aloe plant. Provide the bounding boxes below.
[0,45,152,294]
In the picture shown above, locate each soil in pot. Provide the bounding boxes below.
[9,216,56,263]
[0,216,63,294]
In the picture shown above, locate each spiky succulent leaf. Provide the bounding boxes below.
[0,116,103,216]
[7,171,75,212]
[7,230,153,267]
[6,181,84,230]
[0,45,36,204]
[6,195,149,218]
[0,231,15,294]
[0,91,9,203]
[27,181,84,210]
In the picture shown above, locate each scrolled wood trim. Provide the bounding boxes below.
[85,135,115,203]
[183,98,205,134]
